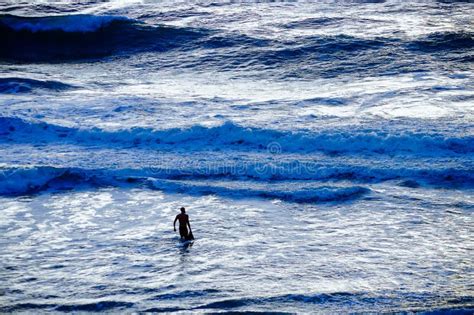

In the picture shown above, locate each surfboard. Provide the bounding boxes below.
[186,231,195,241]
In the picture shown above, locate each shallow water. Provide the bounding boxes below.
[1,0,473,313]
[1,187,472,313]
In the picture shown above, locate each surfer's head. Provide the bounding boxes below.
[180,207,186,213]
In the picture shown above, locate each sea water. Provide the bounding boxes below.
[0,1,473,313]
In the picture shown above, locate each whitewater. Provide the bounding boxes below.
[0,1,473,313]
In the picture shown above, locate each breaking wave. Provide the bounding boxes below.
[1,117,472,156]
[0,14,130,32]
[1,14,471,78]
[0,161,472,198]
[0,77,74,93]
[0,166,370,203]
[0,14,205,61]
[148,179,370,203]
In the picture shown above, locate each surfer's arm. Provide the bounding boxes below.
[173,216,178,231]
[187,219,191,232]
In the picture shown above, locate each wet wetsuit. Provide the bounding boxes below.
[176,213,189,238]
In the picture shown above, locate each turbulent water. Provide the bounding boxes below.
[0,1,473,313]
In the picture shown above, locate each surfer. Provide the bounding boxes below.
[174,207,193,240]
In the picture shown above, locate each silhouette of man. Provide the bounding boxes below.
[174,207,192,240]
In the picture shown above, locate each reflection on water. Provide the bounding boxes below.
[1,187,472,312]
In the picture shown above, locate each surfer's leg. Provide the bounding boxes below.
[179,225,188,238]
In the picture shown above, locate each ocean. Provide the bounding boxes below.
[0,0,473,313]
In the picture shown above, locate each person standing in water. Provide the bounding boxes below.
[174,207,193,240]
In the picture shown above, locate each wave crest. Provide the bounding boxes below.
[0,77,74,93]
[0,14,204,61]
[0,166,370,203]
[1,117,472,156]
[0,14,130,32]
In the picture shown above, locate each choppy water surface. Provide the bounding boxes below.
[1,188,473,313]
[0,0,473,313]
